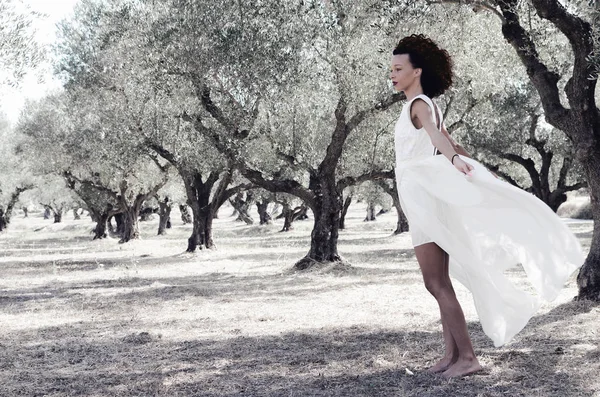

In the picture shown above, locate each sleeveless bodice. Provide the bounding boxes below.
[394,94,442,167]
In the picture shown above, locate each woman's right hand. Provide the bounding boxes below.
[453,157,474,175]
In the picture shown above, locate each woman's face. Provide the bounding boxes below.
[390,53,420,92]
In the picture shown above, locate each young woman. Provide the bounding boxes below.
[389,34,584,378]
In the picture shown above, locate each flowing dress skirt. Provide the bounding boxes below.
[395,154,584,347]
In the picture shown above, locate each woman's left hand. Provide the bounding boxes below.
[453,157,474,175]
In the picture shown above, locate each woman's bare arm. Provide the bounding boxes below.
[411,99,473,174]
[440,124,471,158]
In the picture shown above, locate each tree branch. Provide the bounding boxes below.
[147,141,179,167]
[337,169,395,191]
[63,171,120,201]
[494,0,571,130]
[346,92,404,132]
[429,0,504,20]
[564,182,588,191]
[532,0,596,106]
[240,167,315,207]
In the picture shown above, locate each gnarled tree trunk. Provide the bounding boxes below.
[179,204,192,224]
[576,152,600,300]
[256,200,272,225]
[230,191,255,225]
[0,186,32,232]
[157,197,172,235]
[295,175,342,270]
[119,203,142,243]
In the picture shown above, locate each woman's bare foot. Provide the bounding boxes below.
[427,355,457,373]
[441,357,482,378]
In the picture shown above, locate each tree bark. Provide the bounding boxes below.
[179,204,192,224]
[182,171,218,252]
[339,194,352,230]
[280,203,294,232]
[0,209,6,232]
[187,206,214,252]
[157,197,172,235]
[230,191,255,224]
[295,175,342,270]
[53,211,63,223]
[375,179,408,235]
[256,200,272,225]
[113,213,125,238]
[89,207,111,240]
[119,203,142,243]
[0,186,32,231]
[576,152,600,300]
[364,202,376,222]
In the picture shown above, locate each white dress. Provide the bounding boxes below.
[394,94,584,347]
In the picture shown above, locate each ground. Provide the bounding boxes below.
[0,203,598,397]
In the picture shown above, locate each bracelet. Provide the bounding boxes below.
[451,154,459,164]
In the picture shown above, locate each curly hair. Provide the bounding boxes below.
[393,34,453,98]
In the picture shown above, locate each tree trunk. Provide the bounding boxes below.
[364,202,376,222]
[374,179,408,235]
[280,203,294,232]
[230,192,255,225]
[183,172,216,252]
[256,200,272,225]
[0,186,31,231]
[91,210,109,240]
[73,208,81,220]
[0,209,6,232]
[295,176,343,270]
[157,198,172,235]
[22,207,28,218]
[576,153,600,300]
[179,204,192,224]
[53,211,62,223]
[339,194,352,230]
[120,205,141,243]
[113,213,125,239]
[187,205,215,252]
[393,200,409,236]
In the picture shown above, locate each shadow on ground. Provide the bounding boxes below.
[0,318,596,397]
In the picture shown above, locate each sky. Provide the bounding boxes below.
[1,0,80,124]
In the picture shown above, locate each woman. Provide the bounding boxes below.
[390,34,584,378]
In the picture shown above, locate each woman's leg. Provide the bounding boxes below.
[428,250,459,373]
[414,242,482,377]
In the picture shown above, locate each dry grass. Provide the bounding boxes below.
[0,204,598,397]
